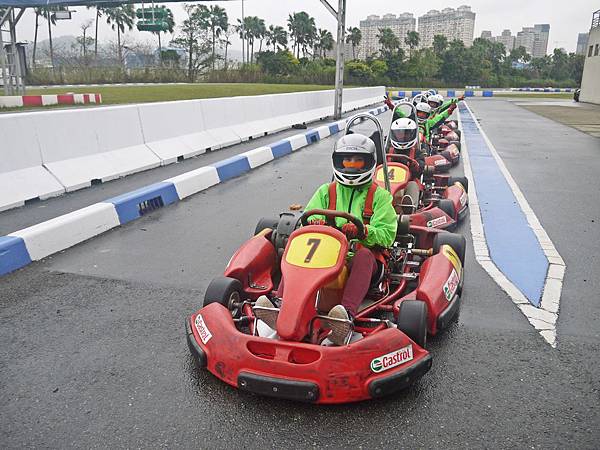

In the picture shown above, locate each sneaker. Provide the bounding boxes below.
[253,295,278,330]
[326,305,353,346]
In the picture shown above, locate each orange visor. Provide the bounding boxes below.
[342,158,365,169]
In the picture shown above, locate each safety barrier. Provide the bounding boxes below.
[0,87,384,212]
[0,93,101,108]
[388,90,494,99]
[0,104,389,276]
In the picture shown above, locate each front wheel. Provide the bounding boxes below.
[254,217,279,237]
[203,276,243,318]
[397,300,428,348]
[448,176,469,193]
[433,232,466,267]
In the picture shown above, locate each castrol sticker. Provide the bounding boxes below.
[426,216,447,228]
[195,314,213,344]
[370,345,414,373]
[459,191,468,207]
[443,268,460,301]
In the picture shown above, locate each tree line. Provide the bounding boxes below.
[9,3,584,87]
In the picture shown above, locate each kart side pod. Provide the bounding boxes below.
[415,245,463,335]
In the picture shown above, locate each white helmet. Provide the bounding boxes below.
[332,133,376,187]
[390,118,418,150]
[428,94,444,109]
[415,102,432,123]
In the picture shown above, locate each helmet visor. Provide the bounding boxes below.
[333,153,374,174]
[417,110,429,120]
[391,127,417,144]
[428,100,441,108]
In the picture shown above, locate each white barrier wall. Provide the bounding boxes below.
[0,86,384,211]
[580,25,600,104]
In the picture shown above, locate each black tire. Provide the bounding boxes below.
[448,176,469,193]
[203,277,243,318]
[397,215,411,235]
[437,199,456,220]
[254,217,279,236]
[396,300,428,348]
[433,232,466,267]
[454,129,462,139]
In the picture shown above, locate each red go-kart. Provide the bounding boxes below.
[376,153,469,231]
[186,113,467,404]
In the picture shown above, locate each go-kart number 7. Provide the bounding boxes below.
[285,233,342,269]
[304,238,321,263]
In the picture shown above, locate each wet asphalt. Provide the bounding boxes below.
[1,100,599,448]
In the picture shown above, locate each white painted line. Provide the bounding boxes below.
[459,103,565,348]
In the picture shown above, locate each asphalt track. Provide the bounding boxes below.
[1,99,599,448]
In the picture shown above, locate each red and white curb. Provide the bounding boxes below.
[459,103,565,348]
[0,93,102,108]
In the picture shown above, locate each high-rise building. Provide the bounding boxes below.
[358,13,416,59]
[577,32,589,55]
[480,30,492,40]
[516,24,550,58]
[497,29,516,52]
[417,5,476,48]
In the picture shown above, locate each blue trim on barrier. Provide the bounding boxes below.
[482,90,493,97]
[305,130,320,144]
[460,104,548,306]
[397,91,405,98]
[447,90,456,97]
[270,139,293,158]
[212,154,251,182]
[0,236,32,276]
[107,182,180,225]
[328,123,340,135]
[543,88,551,92]
[554,88,561,92]
[565,88,572,92]
[464,90,474,97]
[411,90,420,97]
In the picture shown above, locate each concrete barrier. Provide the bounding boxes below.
[0,113,65,211]
[0,87,384,212]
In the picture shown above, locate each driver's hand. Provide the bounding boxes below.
[458,95,465,101]
[341,222,358,239]
[309,219,326,225]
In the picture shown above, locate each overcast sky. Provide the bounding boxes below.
[8,0,598,53]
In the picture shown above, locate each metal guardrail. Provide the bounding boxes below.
[592,10,600,29]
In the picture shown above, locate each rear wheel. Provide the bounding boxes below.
[437,199,456,220]
[433,232,466,267]
[203,277,243,318]
[254,217,280,236]
[397,300,428,348]
[448,176,469,193]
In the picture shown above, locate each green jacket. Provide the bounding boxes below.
[419,109,451,141]
[305,182,397,249]
[436,98,459,114]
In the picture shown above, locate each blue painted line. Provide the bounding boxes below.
[460,104,548,305]
[270,139,293,158]
[447,90,456,97]
[0,236,32,276]
[107,182,180,225]
[328,123,339,135]
[212,154,251,182]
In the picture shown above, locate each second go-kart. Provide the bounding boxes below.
[186,113,467,404]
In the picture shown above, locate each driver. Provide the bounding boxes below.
[389,118,425,176]
[301,134,397,341]
[416,101,457,142]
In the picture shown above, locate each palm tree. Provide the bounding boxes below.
[266,25,287,52]
[377,27,400,59]
[32,8,44,67]
[287,12,316,59]
[86,5,105,60]
[316,28,334,58]
[198,5,228,71]
[155,7,175,63]
[253,17,267,54]
[346,27,362,60]
[104,4,135,65]
[405,30,420,59]
[236,16,253,65]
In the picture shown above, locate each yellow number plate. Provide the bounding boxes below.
[376,166,407,184]
[442,244,462,276]
[285,233,341,269]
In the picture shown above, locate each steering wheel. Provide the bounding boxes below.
[300,209,366,240]
[386,153,418,168]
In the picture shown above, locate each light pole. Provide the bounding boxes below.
[319,0,346,119]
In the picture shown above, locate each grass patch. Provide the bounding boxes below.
[0,83,334,108]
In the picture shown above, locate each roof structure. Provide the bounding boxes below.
[0,0,217,6]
